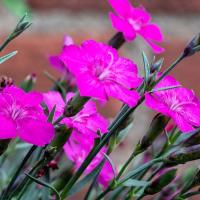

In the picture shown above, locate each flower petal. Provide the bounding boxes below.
[106,84,140,107]
[108,0,132,17]
[76,76,107,100]
[145,93,170,116]
[109,12,136,41]
[0,116,17,139]
[172,113,194,132]
[139,24,164,54]
[140,24,164,42]
[18,120,55,146]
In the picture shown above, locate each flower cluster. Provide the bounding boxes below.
[43,91,115,186]
[4,0,200,199]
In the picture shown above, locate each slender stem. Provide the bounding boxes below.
[0,145,37,200]
[116,151,138,180]
[95,187,111,200]
[154,53,185,86]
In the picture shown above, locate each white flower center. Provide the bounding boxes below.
[128,18,142,31]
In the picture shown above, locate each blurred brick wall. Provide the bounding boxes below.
[28,0,200,13]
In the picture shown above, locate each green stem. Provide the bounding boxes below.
[0,145,37,200]
[0,37,12,52]
[116,151,140,180]
[154,53,185,86]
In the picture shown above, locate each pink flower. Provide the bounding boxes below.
[0,86,54,146]
[145,75,200,132]
[43,91,108,137]
[108,0,164,54]
[60,40,142,106]
[43,91,114,186]
[64,131,115,187]
[49,35,76,87]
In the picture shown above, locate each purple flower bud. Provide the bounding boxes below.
[184,33,200,57]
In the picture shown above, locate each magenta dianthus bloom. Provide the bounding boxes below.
[145,75,200,132]
[108,0,164,54]
[0,86,54,146]
[43,91,108,137]
[64,131,116,187]
[60,40,142,106]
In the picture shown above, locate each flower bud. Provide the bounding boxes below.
[64,92,89,117]
[11,14,31,40]
[0,76,13,90]
[164,144,200,164]
[137,114,169,152]
[156,167,198,200]
[184,33,200,57]
[145,168,177,195]
[20,73,36,92]
[150,58,164,73]
[108,32,125,49]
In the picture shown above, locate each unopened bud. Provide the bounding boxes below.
[145,168,177,195]
[137,114,169,152]
[64,92,89,117]
[108,32,125,49]
[164,144,200,164]
[0,76,14,90]
[184,33,200,57]
[11,14,31,39]
[150,58,164,73]
[20,73,36,92]
[156,167,197,200]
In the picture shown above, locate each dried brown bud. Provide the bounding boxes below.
[0,76,14,90]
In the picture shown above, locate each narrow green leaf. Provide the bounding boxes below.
[142,52,150,84]
[123,179,149,187]
[149,85,181,93]
[69,161,104,196]
[103,153,116,179]
[25,173,61,200]
[120,158,163,184]
[0,51,17,64]
[48,105,56,122]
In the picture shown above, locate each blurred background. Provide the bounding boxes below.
[0,1,200,198]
